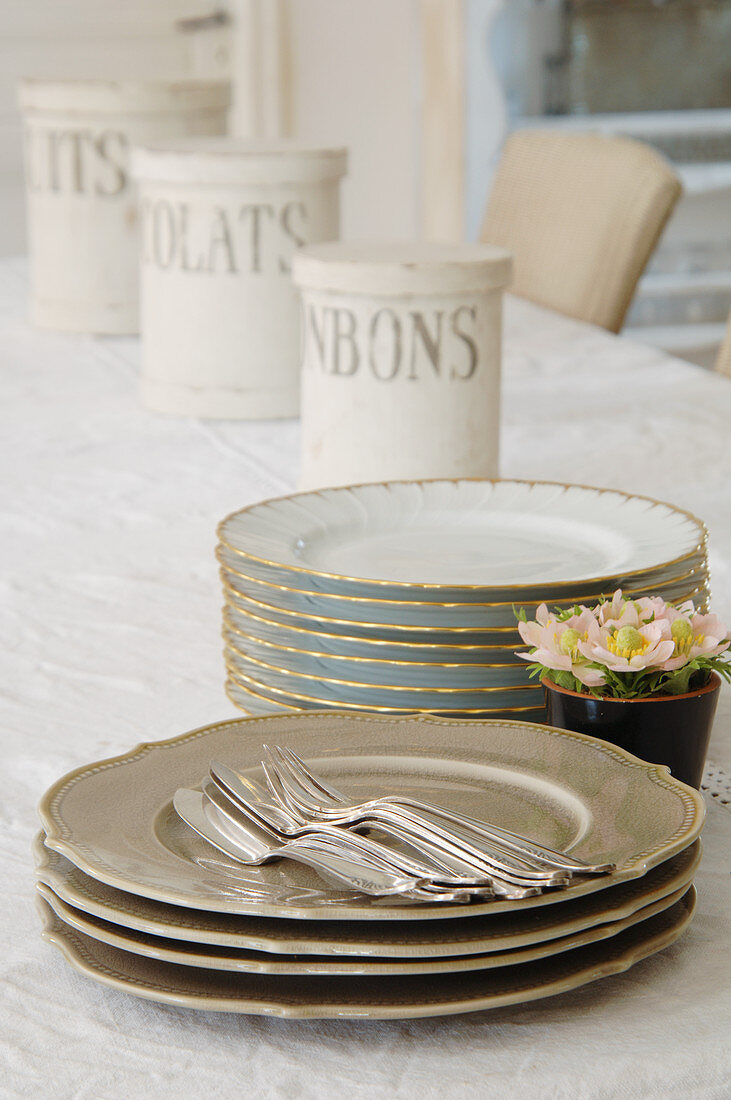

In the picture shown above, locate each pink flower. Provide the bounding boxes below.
[596,590,628,626]
[517,610,572,674]
[633,594,675,624]
[517,605,604,683]
[514,590,729,698]
[596,591,672,633]
[661,610,730,671]
[690,611,729,651]
[572,664,607,688]
[578,618,675,672]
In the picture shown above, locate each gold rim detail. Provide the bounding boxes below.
[222,612,531,670]
[216,477,708,593]
[218,550,708,611]
[221,578,709,635]
[225,670,546,716]
[224,598,534,652]
[223,647,543,696]
[221,578,522,634]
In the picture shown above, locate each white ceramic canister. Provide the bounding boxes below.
[18,79,230,334]
[292,242,513,489]
[131,140,347,419]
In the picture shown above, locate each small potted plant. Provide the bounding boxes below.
[515,591,730,789]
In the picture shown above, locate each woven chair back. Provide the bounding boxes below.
[480,130,682,333]
[715,309,731,377]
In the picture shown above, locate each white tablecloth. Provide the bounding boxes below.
[1,257,730,1098]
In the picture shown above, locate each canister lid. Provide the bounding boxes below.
[17,79,231,115]
[292,242,513,295]
[131,138,348,186]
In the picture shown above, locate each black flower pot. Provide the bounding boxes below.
[543,672,721,789]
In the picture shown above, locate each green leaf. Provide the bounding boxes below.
[546,669,578,691]
[555,604,583,622]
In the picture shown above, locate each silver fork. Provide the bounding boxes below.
[259,754,567,890]
[201,775,492,899]
[255,761,554,897]
[201,778,485,902]
[266,745,615,876]
[174,788,431,898]
[207,763,550,898]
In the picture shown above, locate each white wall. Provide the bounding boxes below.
[0,1,231,256]
[284,0,423,241]
[465,0,564,239]
[5,0,455,252]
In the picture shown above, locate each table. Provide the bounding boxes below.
[1,257,729,1098]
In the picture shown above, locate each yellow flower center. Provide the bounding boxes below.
[671,619,692,642]
[560,628,581,656]
[670,619,703,655]
[607,625,648,660]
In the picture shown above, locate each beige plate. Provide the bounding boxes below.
[35,880,693,975]
[33,834,700,957]
[34,833,699,967]
[38,713,705,921]
[37,890,695,1018]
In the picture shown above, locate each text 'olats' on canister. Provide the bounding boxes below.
[132,139,347,419]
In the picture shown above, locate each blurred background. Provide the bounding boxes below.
[2,0,730,367]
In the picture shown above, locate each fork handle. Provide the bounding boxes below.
[280,839,428,896]
[380,798,615,874]
[358,808,567,889]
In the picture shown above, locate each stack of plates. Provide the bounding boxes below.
[217,479,709,719]
[35,713,704,1018]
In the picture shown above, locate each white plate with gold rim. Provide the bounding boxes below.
[226,676,300,716]
[33,833,700,962]
[38,891,696,1018]
[222,577,710,642]
[218,544,709,607]
[39,713,704,922]
[222,651,540,712]
[223,582,526,642]
[224,600,530,663]
[220,542,709,606]
[223,618,533,689]
[222,633,536,690]
[221,562,709,630]
[217,480,706,600]
[224,674,546,720]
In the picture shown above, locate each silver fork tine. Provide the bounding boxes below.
[205,774,461,891]
[256,765,307,827]
[263,746,332,808]
[276,745,614,876]
[263,750,336,813]
[274,745,346,806]
[259,759,498,892]
[263,749,568,890]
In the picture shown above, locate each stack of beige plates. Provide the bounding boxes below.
[35,714,704,1018]
[217,479,709,719]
